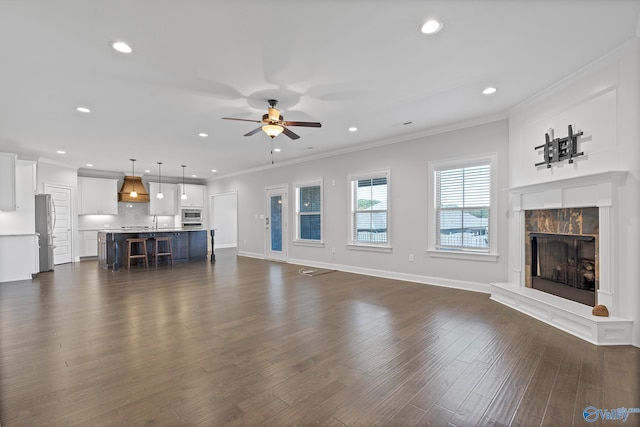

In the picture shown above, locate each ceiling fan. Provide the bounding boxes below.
[222,99,321,140]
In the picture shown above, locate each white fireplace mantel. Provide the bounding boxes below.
[491,171,632,345]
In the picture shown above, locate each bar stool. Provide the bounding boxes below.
[152,236,173,266]
[126,237,149,269]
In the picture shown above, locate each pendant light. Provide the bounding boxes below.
[156,162,164,199]
[129,159,138,198]
[181,165,188,200]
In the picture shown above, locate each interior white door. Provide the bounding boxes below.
[265,187,287,262]
[211,192,238,248]
[45,184,73,265]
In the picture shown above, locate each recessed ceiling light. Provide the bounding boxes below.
[421,19,443,35]
[76,107,91,113]
[191,174,197,178]
[198,132,208,138]
[273,148,281,152]
[86,163,94,167]
[211,169,217,173]
[112,42,132,54]
[56,150,65,154]
[348,127,358,132]
[482,87,497,95]
[144,169,151,173]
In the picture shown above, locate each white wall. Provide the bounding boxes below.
[508,39,640,346]
[208,119,510,292]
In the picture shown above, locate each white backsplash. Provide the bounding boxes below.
[78,202,178,230]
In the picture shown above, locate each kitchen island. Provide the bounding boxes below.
[97,228,207,271]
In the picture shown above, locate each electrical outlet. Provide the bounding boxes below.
[409,253,414,262]
[332,247,336,254]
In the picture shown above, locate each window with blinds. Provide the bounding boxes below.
[295,180,322,242]
[435,164,490,251]
[350,171,389,245]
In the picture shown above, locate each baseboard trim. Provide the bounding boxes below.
[237,251,265,260]
[286,257,491,294]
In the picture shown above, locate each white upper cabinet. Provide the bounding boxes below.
[149,182,177,215]
[0,153,16,212]
[79,177,118,215]
[178,184,205,208]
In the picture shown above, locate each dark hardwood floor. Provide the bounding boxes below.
[1,249,638,426]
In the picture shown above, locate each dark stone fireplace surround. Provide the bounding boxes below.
[489,172,632,345]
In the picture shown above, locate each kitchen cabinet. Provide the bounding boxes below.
[79,177,118,215]
[0,234,39,282]
[178,184,205,208]
[168,232,188,261]
[188,230,207,260]
[81,230,98,257]
[149,182,177,215]
[0,160,36,235]
[0,153,16,212]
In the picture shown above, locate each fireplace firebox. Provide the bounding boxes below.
[530,232,596,306]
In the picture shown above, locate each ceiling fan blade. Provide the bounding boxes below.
[244,127,263,137]
[222,117,262,123]
[282,121,322,128]
[282,126,300,140]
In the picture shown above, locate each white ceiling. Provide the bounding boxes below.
[1,1,639,180]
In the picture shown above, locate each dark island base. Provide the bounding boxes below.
[98,230,208,271]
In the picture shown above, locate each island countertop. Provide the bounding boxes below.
[98,227,205,233]
[97,229,209,270]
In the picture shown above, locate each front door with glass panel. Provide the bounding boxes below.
[265,187,287,262]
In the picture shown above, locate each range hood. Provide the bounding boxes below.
[118,176,150,202]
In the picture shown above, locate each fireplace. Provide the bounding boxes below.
[490,172,632,345]
[524,207,599,306]
[530,233,596,306]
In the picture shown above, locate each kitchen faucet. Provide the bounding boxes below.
[152,215,158,230]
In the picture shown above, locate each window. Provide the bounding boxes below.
[428,154,497,260]
[349,170,390,248]
[294,179,323,244]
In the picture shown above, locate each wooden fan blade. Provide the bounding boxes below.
[282,126,300,140]
[244,127,263,137]
[282,121,322,128]
[222,117,262,123]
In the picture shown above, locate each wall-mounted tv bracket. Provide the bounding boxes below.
[535,124,584,168]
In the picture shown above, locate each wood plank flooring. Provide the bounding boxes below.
[1,249,638,426]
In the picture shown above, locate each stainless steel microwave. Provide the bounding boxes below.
[181,208,203,223]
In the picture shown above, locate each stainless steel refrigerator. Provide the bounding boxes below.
[35,194,55,272]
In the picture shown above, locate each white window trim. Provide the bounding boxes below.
[347,168,392,251]
[293,178,324,245]
[427,153,498,262]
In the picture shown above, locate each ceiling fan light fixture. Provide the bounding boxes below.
[267,107,280,122]
[262,124,284,139]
